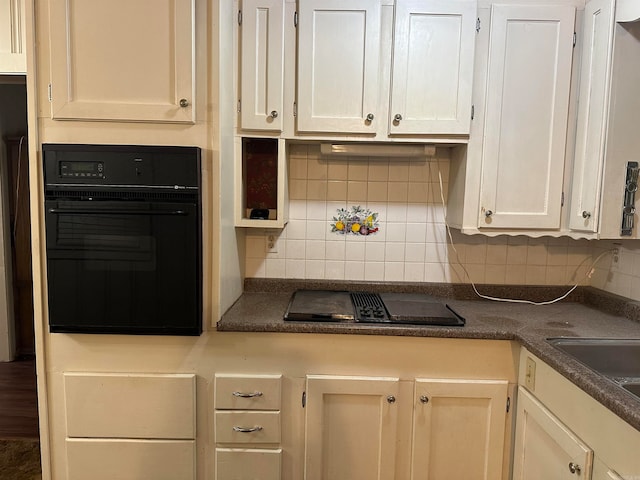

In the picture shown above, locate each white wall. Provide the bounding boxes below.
[591,240,640,300]
[245,144,595,290]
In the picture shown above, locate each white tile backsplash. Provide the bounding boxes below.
[243,144,639,296]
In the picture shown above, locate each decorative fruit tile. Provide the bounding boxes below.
[330,206,379,236]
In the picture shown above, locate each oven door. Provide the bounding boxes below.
[44,198,201,335]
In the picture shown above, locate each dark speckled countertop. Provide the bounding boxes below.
[218,279,640,432]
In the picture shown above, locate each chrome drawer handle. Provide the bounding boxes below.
[232,391,263,398]
[233,425,263,433]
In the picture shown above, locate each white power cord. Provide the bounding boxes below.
[436,166,613,305]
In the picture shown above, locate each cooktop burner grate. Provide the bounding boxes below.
[350,292,389,322]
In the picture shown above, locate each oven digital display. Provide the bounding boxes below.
[60,161,104,178]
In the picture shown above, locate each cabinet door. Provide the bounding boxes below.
[239,0,284,131]
[568,0,615,233]
[0,0,25,74]
[412,379,508,480]
[513,387,593,480]
[49,0,195,123]
[66,439,195,480]
[216,448,282,480]
[389,0,476,136]
[479,4,574,229]
[592,458,625,480]
[297,0,381,134]
[304,375,399,480]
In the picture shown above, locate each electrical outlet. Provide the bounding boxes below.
[611,246,621,272]
[265,232,277,253]
[525,357,536,391]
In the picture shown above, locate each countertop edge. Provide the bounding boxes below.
[218,283,640,433]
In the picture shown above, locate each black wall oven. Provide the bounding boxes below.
[43,144,202,335]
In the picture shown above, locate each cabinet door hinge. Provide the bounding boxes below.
[476,17,481,33]
[238,10,242,26]
[561,192,565,207]
[506,396,511,413]
[293,101,297,117]
[237,99,241,113]
[573,32,576,48]
[294,11,298,27]
[48,83,52,102]
[471,104,475,120]
[302,391,306,408]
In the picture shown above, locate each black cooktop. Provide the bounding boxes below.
[283,290,465,326]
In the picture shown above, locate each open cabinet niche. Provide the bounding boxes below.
[235,137,288,228]
[0,80,32,360]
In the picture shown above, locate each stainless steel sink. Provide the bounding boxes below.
[622,383,640,397]
[547,338,640,378]
[547,338,640,401]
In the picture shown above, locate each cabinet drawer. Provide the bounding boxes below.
[64,373,195,439]
[215,411,281,444]
[215,374,282,410]
[66,438,195,480]
[216,448,281,479]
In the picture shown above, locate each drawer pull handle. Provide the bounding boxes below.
[232,391,263,398]
[233,425,263,433]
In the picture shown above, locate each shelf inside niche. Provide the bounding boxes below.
[235,136,288,228]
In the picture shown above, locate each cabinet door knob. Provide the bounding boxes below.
[394,114,403,122]
[485,210,493,218]
[582,211,591,219]
[568,462,581,475]
[366,113,374,121]
[270,110,278,118]
[419,395,429,404]
[179,98,189,108]
[387,395,396,404]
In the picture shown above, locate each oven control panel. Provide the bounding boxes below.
[59,161,104,179]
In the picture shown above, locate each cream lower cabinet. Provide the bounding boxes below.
[303,375,508,480]
[593,458,625,480]
[412,379,508,480]
[63,373,197,480]
[214,374,283,480]
[303,375,400,480]
[513,386,593,479]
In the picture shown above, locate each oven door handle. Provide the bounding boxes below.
[47,208,189,216]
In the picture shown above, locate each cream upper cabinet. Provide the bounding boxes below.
[569,0,615,233]
[478,4,575,230]
[389,0,476,136]
[304,375,400,480]
[411,378,508,480]
[296,0,382,134]
[239,0,285,131]
[569,5,640,239]
[296,0,476,138]
[0,0,26,74]
[48,0,195,123]
[512,387,593,480]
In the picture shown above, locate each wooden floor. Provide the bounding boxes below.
[0,356,39,439]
